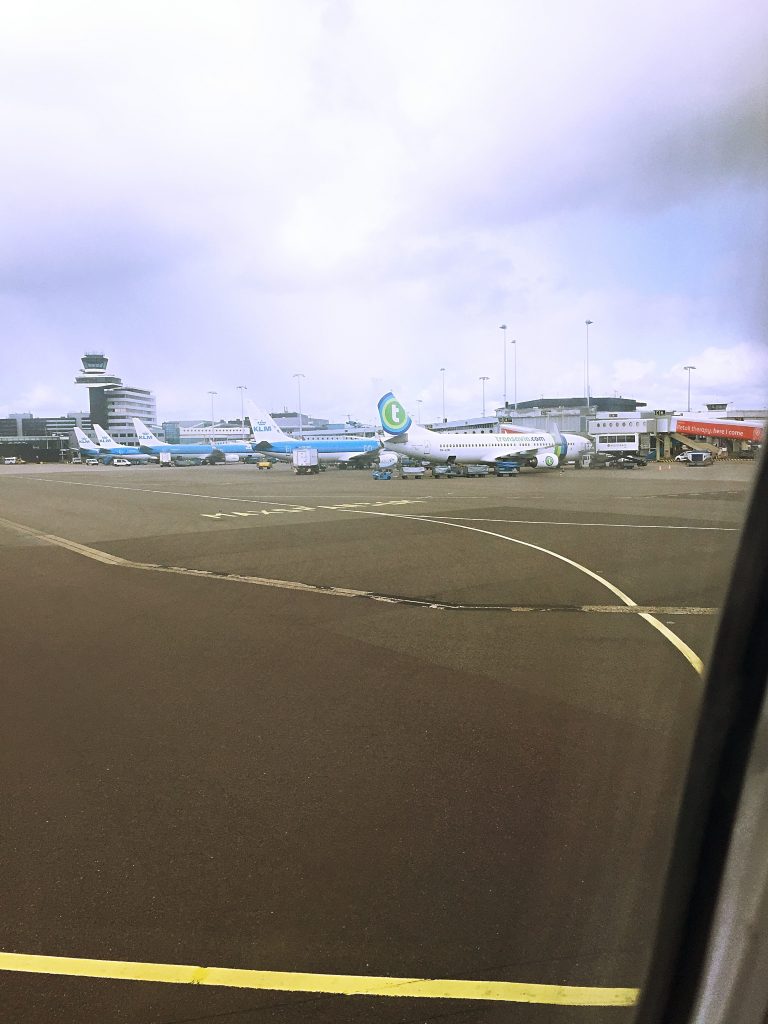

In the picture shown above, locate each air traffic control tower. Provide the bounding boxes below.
[75,353,123,427]
[75,352,158,443]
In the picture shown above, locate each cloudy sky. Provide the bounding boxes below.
[1,0,766,424]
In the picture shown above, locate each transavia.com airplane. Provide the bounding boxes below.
[376,392,591,469]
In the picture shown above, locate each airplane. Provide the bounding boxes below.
[132,418,255,462]
[93,424,159,462]
[73,426,155,464]
[498,423,592,464]
[72,426,102,457]
[247,401,397,468]
[376,391,568,469]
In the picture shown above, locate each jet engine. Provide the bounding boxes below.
[528,451,560,469]
[378,451,398,468]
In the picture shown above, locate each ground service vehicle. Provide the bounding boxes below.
[371,469,391,480]
[432,465,462,479]
[494,460,520,476]
[400,460,427,480]
[685,452,714,466]
[292,448,320,475]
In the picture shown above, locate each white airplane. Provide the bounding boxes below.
[72,426,101,457]
[247,401,397,468]
[377,392,567,469]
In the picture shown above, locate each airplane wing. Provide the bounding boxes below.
[475,448,536,464]
[476,447,552,467]
[337,447,381,465]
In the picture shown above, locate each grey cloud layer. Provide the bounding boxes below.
[1,0,766,418]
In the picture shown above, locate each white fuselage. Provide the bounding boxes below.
[383,423,559,466]
[560,433,592,462]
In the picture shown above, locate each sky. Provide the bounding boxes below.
[1,0,766,425]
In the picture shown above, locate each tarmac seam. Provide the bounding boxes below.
[0,511,717,616]
[0,505,720,610]
[346,510,706,676]
[0,952,639,1006]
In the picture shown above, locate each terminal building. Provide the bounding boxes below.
[425,397,640,436]
[0,411,94,461]
[426,396,764,459]
[75,352,159,444]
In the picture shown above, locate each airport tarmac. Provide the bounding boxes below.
[0,461,757,1022]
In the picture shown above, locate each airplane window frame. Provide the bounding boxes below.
[635,447,768,1023]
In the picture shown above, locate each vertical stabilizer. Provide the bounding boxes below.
[377,392,414,436]
[549,420,568,462]
[73,426,99,452]
[93,424,119,449]
[246,401,290,443]
[132,418,163,446]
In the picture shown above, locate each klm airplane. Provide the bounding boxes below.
[132,418,255,462]
[73,426,154,464]
[247,402,396,468]
[93,424,155,461]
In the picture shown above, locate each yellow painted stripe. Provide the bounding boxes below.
[350,511,706,677]
[0,952,638,1006]
[638,612,705,675]
[0,516,128,566]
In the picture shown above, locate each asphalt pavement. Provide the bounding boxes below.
[0,460,756,1022]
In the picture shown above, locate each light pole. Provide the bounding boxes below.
[207,391,217,440]
[440,367,446,422]
[684,366,696,413]
[236,385,247,437]
[511,338,517,413]
[585,320,593,407]
[479,376,490,417]
[417,399,423,425]
[293,373,305,437]
[499,324,507,408]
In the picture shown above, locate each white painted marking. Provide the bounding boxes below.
[346,510,706,677]
[30,479,306,506]
[422,516,738,533]
[0,515,717,618]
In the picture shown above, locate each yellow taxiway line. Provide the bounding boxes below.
[0,952,638,1006]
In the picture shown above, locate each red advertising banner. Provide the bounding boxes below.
[676,419,763,441]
